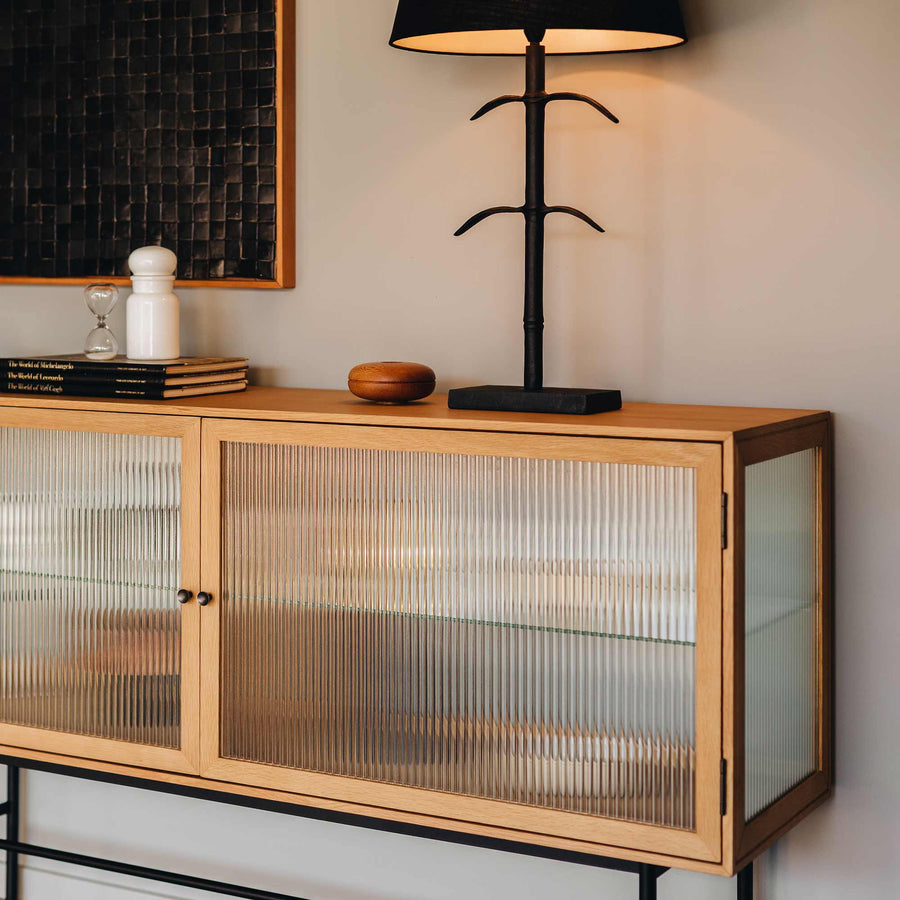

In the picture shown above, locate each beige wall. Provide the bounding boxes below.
[2,1,899,897]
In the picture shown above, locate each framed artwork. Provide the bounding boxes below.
[0,0,295,288]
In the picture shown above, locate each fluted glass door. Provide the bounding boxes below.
[202,422,722,859]
[0,409,201,772]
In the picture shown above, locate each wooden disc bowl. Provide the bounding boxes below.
[348,361,436,404]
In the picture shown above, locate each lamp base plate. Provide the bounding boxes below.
[447,385,622,416]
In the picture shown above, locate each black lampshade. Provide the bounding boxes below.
[390,0,686,56]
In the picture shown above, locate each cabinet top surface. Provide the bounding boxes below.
[0,387,828,441]
[0,386,828,442]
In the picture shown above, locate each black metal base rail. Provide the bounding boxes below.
[1,757,753,899]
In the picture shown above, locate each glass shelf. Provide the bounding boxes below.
[746,599,814,638]
[227,595,697,647]
[0,568,174,594]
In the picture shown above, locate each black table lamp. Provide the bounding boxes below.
[390,1,686,415]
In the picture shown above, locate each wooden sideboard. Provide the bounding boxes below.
[0,388,833,884]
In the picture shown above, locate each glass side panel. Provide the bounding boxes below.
[220,443,698,829]
[745,449,818,821]
[0,427,182,748]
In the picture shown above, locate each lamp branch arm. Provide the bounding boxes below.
[471,95,523,120]
[544,205,605,233]
[544,92,620,124]
[454,206,524,236]
[471,93,619,125]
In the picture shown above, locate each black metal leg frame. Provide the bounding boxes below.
[0,759,754,900]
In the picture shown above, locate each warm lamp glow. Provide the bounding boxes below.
[392,28,684,56]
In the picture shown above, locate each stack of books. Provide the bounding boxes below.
[0,356,249,400]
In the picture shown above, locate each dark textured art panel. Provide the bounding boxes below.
[0,0,278,281]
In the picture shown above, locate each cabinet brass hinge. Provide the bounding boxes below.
[721,759,728,816]
[721,493,729,550]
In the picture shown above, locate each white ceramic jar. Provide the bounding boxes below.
[126,246,180,360]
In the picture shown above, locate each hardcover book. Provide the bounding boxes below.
[1,379,249,400]
[0,355,250,377]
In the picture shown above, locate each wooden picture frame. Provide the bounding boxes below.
[0,0,295,289]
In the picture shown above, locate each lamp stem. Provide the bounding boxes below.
[523,40,546,393]
[447,31,623,415]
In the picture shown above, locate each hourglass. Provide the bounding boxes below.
[83,283,120,360]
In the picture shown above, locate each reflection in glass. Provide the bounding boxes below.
[0,427,182,748]
[745,449,818,820]
[220,443,698,829]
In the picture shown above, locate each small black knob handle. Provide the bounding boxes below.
[197,592,213,607]
[176,589,193,605]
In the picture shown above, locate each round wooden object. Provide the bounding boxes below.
[348,361,436,404]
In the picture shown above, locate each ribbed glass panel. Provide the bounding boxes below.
[0,427,182,748]
[220,443,697,829]
[745,449,818,820]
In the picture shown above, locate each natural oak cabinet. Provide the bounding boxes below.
[0,388,833,878]
[0,407,202,774]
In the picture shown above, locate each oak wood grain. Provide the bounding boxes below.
[0,387,829,442]
[0,395,836,874]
